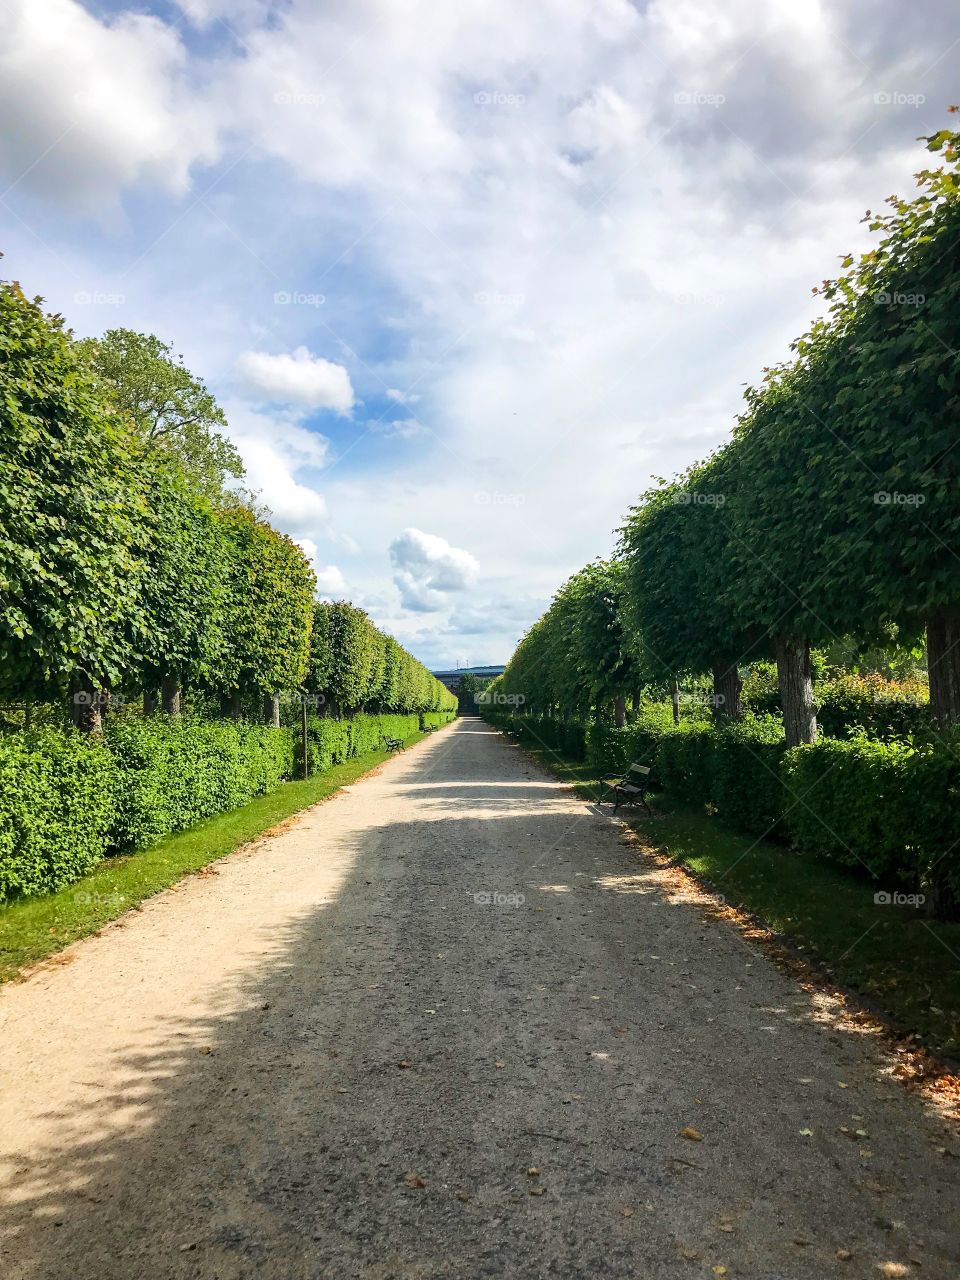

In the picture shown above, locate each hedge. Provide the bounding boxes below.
[306,712,422,773]
[108,717,293,851]
[0,708,442,904]
[0,729,115,901]
[782,737,960,899]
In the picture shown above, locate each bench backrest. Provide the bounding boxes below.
[628,763,651,776]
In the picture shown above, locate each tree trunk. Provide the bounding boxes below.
[614,696,626,728]
[143,689,157,715]
[711,661,743,721]
[775,635,817,746]
[71,672,104,736]
[263,692,281,728]
[161,676,181,717]
[631,690,641,718]
[671,679,680,725]
[927,608,960,728]
[221,690,242,720]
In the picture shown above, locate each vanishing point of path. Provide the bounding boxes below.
[1,718,958,1280]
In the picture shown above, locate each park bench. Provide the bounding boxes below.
[383,736,404,752]
[598,763,654,815]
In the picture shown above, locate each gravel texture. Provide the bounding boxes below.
[1,716,958,1279]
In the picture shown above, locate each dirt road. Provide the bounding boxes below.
[1,717,958,1279]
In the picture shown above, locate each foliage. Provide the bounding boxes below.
[0,728,115,901]
[0,283,147,699]
[305,712,423,772]
[108,717,293,851]
[218,505,316,698]
[306,602,456,715]
[78,328,242,498]
[618,449,758,680]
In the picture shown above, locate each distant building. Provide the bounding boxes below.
[431,664,505,694]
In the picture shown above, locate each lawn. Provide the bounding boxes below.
[0,739,423,982]
[517,738,960,1061]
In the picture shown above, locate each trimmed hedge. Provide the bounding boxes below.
[483,703,960,910]
[306,712,421,773]
[782,737,960,899]
[420,710,457,731]
[108,718,293,851]
[0,729,115,900]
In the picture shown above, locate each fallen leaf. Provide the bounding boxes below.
[836,1248,853,1261]
[495,1061,506,1069]
[398,1061,413,1069]
[799,1128,814,1137]
[529,1187,544,1196]
[712,1267,728,1276]
[403,1173,425,1189]
[680,1127,703,1142]
[199,1046,213,1055]
[456,1191,471,1202]
[527,1167,539,1177]
[621,1208,634,1218]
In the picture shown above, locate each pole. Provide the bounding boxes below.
[302,695,310,779]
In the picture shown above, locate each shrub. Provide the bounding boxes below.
[744,665,931,741]
[0,729,115,901]
[707,717,787,835]
[421,711,456,730]
[781,736,960,901]
[305,713,421,773]
[108,718,293,851]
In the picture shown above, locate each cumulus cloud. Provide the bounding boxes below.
[389,529,480,613]
[0,0,217,210]
[237,347,355,412]
[223,401,329,534]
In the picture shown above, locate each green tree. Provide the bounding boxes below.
[78,329,243,498]
[0,283,147,730]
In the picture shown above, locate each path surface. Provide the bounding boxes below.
[1,717,958,1280]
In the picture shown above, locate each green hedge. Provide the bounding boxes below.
[782,737,960,899]
[0,729,115,901]
[108,718,293,851]
[420,710,457,730]
[489,712,588,760]
[306,713,421,773]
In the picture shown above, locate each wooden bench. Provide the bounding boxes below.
[598,763,653,815]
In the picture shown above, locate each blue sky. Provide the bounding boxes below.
[2,0,958,666]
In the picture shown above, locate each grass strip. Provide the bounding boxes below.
[0,736,426,982]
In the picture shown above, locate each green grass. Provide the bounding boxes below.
[518,738,960,1060]
[0,738,426,983]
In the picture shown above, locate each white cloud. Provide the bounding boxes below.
[237,347,355,412]
[223,401,329,534]
[389,528,480,613]
[314,564,347,597]
[386,388,421,404]
[0,0,217,211]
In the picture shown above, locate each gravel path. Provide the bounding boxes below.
[1,716,958,1280]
